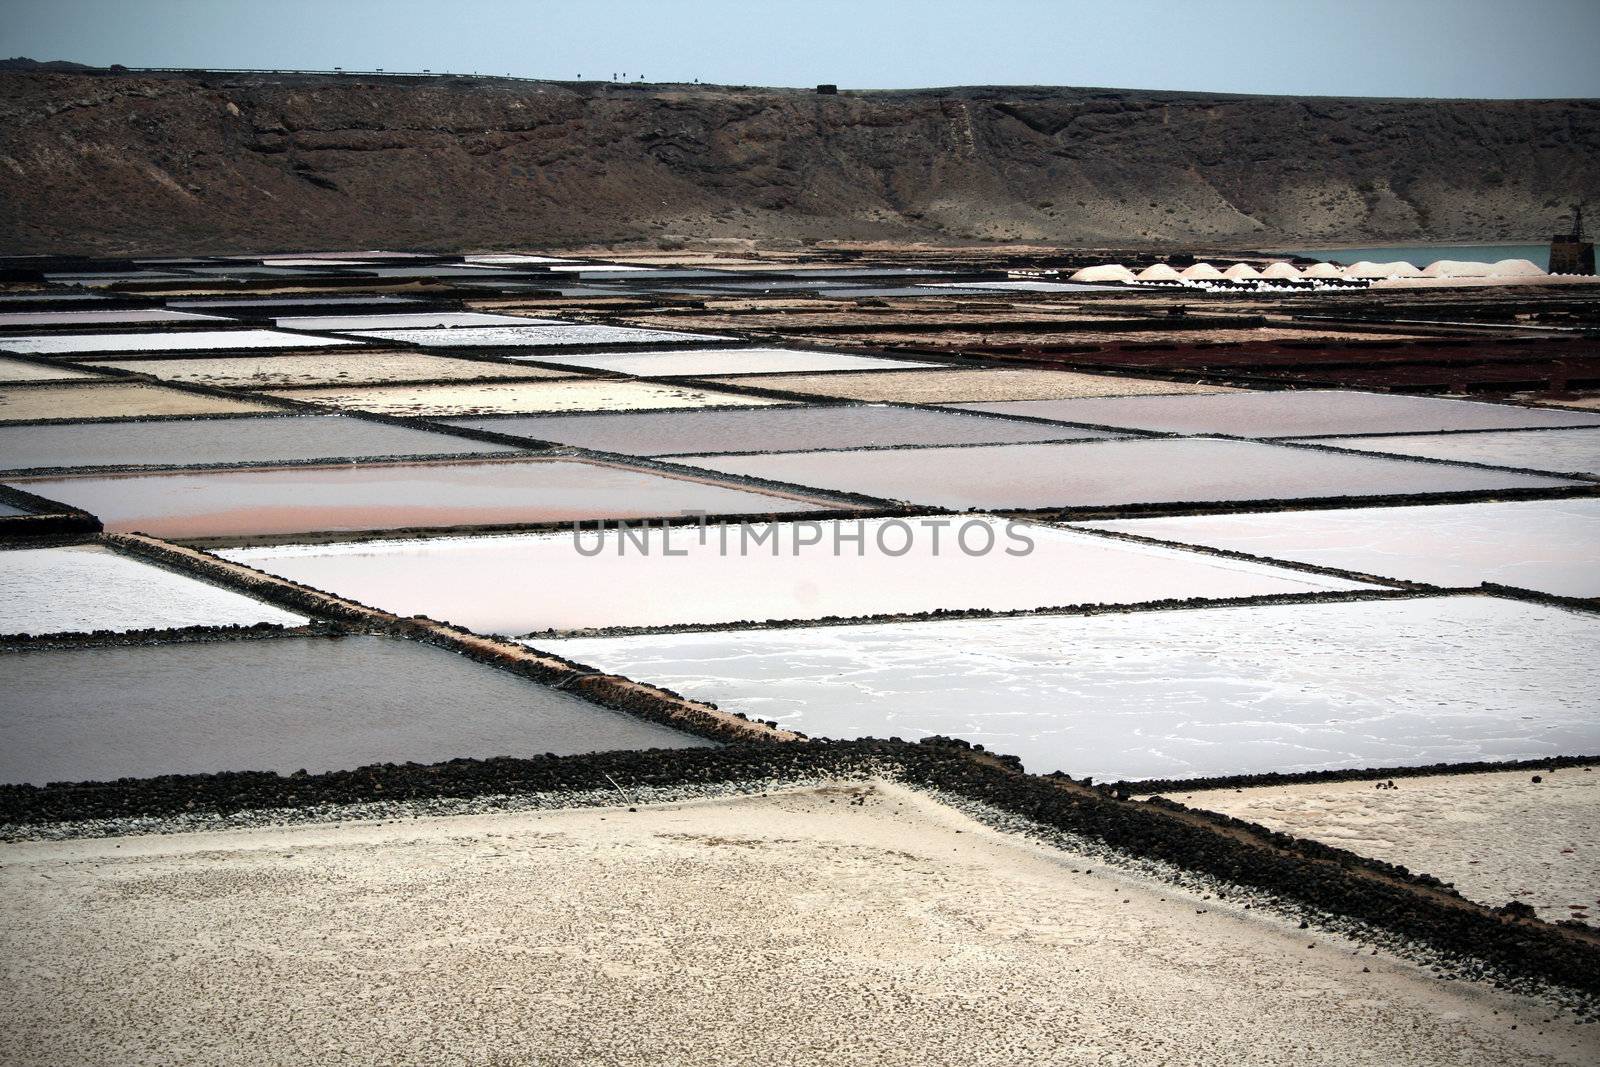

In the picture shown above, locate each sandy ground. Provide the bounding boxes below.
[82,351,545,388]
[261,379,791,416]
[701,367,1235,403]
[1172,768,1600,926]
[1,782,1592,1067]
[0,383,280,421]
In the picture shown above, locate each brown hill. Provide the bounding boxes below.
[1,68,1595,254]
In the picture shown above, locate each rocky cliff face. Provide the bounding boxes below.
[2,70,1594,254]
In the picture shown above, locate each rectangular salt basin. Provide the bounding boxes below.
[674,438,1579,510]
[221,518,1372,633]
[0,543,305,636]
[0,635,709,785]
[0,330,362,356]
[274,312,558,330]
[534,597,1600,781]
[952,390,1600,437]
[515,347,943,377]
[82,351,554,388]
[0,357,100,384]
[339,325,734,347]
[0,414,518,473]
[701,368,1235,403]
[168,295,423,309]
[0,309,230,328]
[0,383,281,422]
[16,457,831,538]
[1080,498,1600,598]
[260,379,789,417]
[446,404,1121,456]
[1286,428,1600,478]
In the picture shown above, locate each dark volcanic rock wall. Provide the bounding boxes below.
[1,70,1595,254]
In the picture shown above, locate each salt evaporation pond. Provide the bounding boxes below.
[673,438,1578,510]
[0,634,710,785]
[339,325,732,347]
[221,518,1371,633]
[0,309,230,328]
[1286,428,1600,478]
[445,404,1116,456]
[0,544,305,635]
[515,347,942,377]
[536,596,1600,781]
[0,383,280,422]
[951,390,1600,438]
[168,295,423,309]
[274,312,555,330]
[1081,498,1600,598]
[261,379,787,417]
[82,351,555,388]
[0,330,361,355]
[0,357,100,384]
[16,457,829,538]
[701,368,1232,403]
[0,414,518,472]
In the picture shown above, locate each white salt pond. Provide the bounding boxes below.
[339,325,733,347]
[0,309,231,328]
[221,518,1372,633]
[1081,498,1600,597]
[672,438,1578,510]
[444,404,1113,456]
[536,596,1600,781]
[0,634,710,784]
[274,312,557,331]
[0,544,304,636]
[16,457,829,538]
[260,378,787,417]
[1288,428,1600,478]
[952,390,1600,438]
[0,330,361,355]
[0,414,519,472]
[516,347,942,377]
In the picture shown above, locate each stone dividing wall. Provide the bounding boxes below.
[105,533,800,745]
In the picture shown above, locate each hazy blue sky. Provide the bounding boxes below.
[5,0,1598,98]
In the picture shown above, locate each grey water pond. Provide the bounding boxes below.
[0,634,711,784]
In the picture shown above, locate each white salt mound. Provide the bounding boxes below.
[1490,258,1546,278]
[1221,263,1262,280]
[1069,264,1137,283]
[1179,262,1225,280]
[1342,261,1421,279]
[1301,263,1343,278]
[1422,260,1494,278]
[1259,262,1301,279]
[1136,263,1184,282]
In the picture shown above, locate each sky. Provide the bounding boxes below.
[4,0,1598,99]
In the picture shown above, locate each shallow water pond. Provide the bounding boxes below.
[222,517,1370,633]
[14,457,830,538]
[537,596,1600,781]
[0,634,710,784]
[672,438,1578,509]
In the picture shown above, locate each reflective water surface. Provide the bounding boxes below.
[672,438,1578,509]
[1081,498,1600,597]
[17,457,825,537]
[0,635,710,784]
[538,596,1600,781]
[223,518,1370,633]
